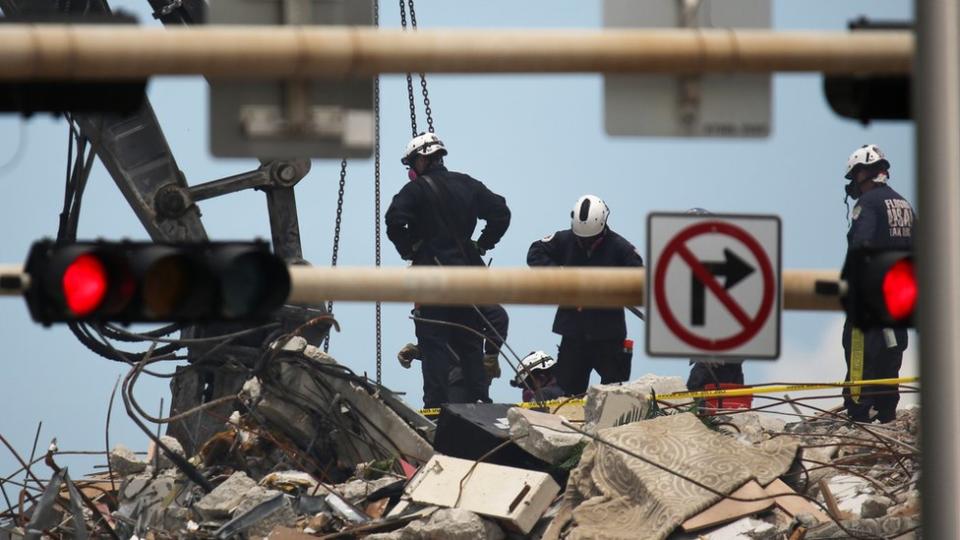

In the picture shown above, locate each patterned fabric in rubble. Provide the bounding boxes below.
[564,413,799,540]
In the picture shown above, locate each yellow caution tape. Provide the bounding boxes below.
[416,376,919,418]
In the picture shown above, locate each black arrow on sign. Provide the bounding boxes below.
[690,248,755,326]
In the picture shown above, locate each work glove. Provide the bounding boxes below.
[482,353,501,380]
[397,343,420,369]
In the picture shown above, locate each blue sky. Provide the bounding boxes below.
[0,0,913,477]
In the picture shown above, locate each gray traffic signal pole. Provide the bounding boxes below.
[917,1,960,536]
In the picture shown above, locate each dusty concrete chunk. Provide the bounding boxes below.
[406,508,504,540]
[859,495,894,519]
[721,413,786,445]
[194,471,259,520]
[333,476,400,505]
[109,444,147,476]
[147,436,185,471]
[507,408,585,464]
[259,470,319,493]
[232,490,298,538]
[583,374,690,431]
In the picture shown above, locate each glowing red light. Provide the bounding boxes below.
[62,253,108,316]
[883,259,917,321]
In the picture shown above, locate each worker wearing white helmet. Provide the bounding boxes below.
[386,132,511,408]
[510,351,565,403]
[840,144,914,423]
[526,195,643,395]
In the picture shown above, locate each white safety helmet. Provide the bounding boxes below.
[401,132,447,166]
[511,351,558,387]
[845,144,890,180]
[571,195,610,238]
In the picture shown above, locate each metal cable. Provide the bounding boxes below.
[374,0,383,384]
[324,158,348,353]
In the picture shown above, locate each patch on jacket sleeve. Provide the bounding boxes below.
[541,233,555,242]
[851,205,862,220]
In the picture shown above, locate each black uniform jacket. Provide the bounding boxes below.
[385,164,510,267]
[847,183,915,250]
[527,228,643,340]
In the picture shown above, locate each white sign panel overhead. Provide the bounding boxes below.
[604,0,771,138]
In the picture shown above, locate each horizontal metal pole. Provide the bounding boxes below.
[0,264,842,309]
[0,26,911,80]
[289,266,842,310]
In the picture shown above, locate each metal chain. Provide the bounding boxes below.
[374,0,383,385]
[398,0,419,137]
[323,158,348,353]
[407,0,435,133]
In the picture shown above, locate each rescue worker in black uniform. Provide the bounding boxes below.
[840,144,914,423]
[397,303,510,401]
[385,133,511,408]
[527,195,643,395]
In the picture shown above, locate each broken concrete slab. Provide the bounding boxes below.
[193,471,259,520]
[217,491,297,539]
[109,444,147,476]
[259,470,318,494]
[405,508,504,540]
[333,476,401,505]
[507,407,585,465]
[258,349,434,467]
[146,436,185,471]
[405,454,560,534]
[565,413,799,540]
[366,508,503,540]
[583,374,691,431]
[720,413,786,445]
[858,494,894,519]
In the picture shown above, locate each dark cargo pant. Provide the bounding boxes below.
[555,336,631,395]
[841,319,907,423]
[415,306,486,408]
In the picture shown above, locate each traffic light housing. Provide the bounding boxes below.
[23,240,290,324]
[0,13,147,115]
[841,248,916,328]
[823,17,911,124]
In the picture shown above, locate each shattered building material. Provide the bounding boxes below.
[253,343,434,473]
[405,454,561,534]
[680,480,773,532]
[193,471,260,520]
[563,413,799,540]
[434,403,550,471]
[582,374,691,431]
[762,478,830,523]
[365,508,504,540]
[213,492,296,539]
[146,436,185,471]
[108,444,147,476]
[507,407,585,465]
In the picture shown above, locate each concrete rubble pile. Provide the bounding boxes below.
[0,366,921,539]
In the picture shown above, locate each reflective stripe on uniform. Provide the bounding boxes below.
[849,327,865,403]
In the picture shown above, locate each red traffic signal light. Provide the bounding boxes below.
[23,240,290,324]
[841,248,916,328]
